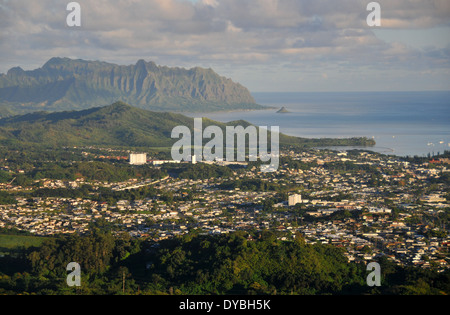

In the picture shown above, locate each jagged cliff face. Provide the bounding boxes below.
[0,58,260,115]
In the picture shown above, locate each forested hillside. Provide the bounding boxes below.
[0,229,448,295]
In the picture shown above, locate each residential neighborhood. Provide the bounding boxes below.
[1,148,449,272]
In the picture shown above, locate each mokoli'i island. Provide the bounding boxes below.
[276,107,291,113]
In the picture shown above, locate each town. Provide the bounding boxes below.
[0,147,449,272]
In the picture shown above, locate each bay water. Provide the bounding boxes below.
[188,91,450,157]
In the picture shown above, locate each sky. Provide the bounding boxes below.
[0,0,449,92]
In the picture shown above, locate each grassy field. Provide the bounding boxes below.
[0,234,46,251]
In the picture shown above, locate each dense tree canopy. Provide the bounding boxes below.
[0,230,448,295]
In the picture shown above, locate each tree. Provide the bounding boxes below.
[262,199,274,212]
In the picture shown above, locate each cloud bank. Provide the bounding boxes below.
[1,0,449,91]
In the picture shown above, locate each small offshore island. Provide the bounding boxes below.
[277,106,291,113]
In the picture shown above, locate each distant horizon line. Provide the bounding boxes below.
[251,90,450,94]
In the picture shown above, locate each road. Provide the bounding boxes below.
[113,176,170,191]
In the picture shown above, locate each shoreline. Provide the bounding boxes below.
[182,91,449,158]
[182,106,276,117]
[313,145,419,158]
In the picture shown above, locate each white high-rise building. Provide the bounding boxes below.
[288,194,302,206]
[129,153,147,165]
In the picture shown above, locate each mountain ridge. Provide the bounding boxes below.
[0,101,376,150]
[0,58,263,116]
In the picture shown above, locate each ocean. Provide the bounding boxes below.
[186,91,450,158]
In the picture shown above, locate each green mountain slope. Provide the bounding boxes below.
[0,102,375,150]
[0,58,262,116]
[0,102,189,148]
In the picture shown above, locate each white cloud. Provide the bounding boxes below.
[0,0,449,91]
